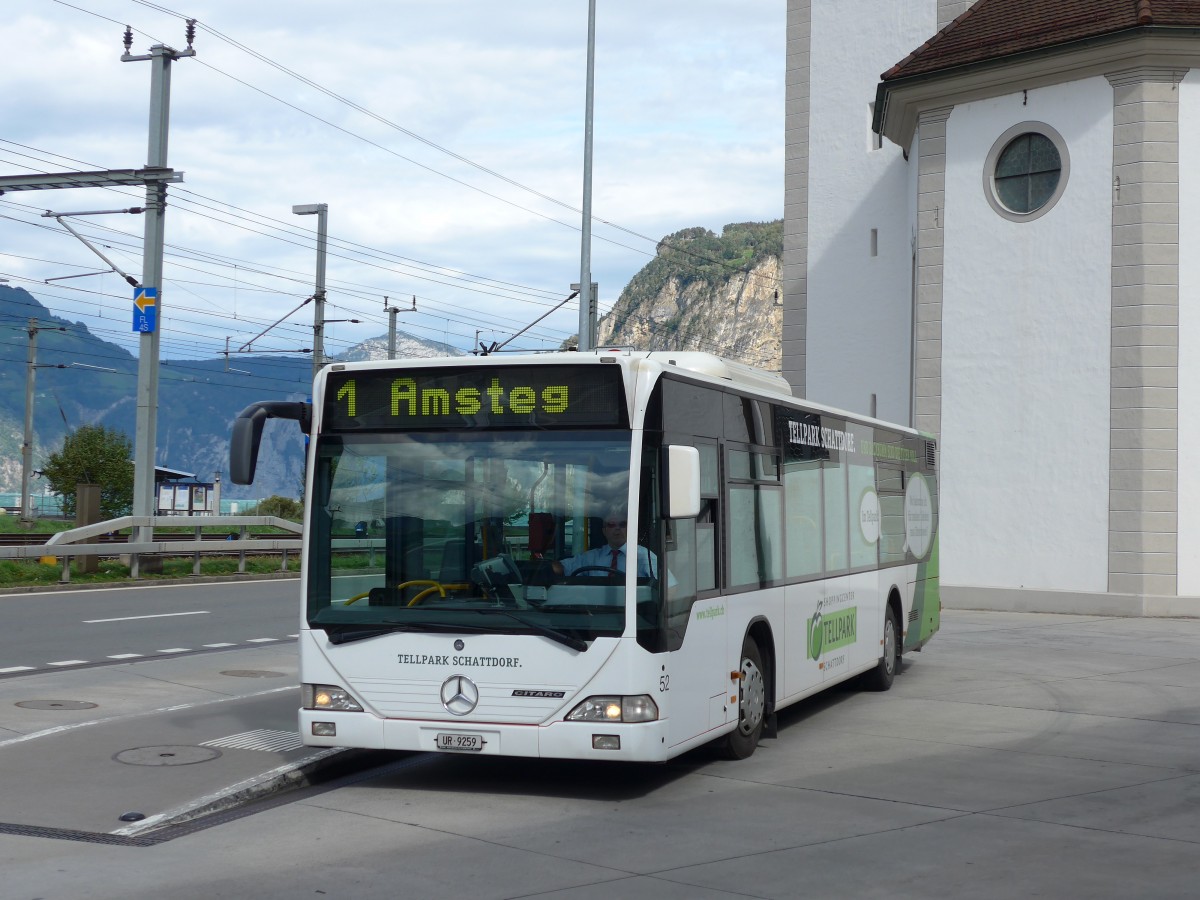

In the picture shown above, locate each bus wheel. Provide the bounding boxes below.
[863,606,899,692]
[719,638,766,760]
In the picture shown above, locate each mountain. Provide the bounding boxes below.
[596,220,782,369]
[1,221,783,504]
[0,285,461,500]
[340,333,460,361]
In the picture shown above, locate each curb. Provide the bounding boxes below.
[116,748,401,840]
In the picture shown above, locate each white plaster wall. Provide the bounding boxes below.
[806,0,933,424]
[1179,70,1200,596]
[941,79,1113,592]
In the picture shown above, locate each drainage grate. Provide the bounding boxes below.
[114,746,223,766]
[16,700,98,710]
[201,729,304,752]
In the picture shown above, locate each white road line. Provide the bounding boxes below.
[47,660,88,667]
[107,653,144,659]
[0,666,36,674]
[158,648,191,654]
[245,638,278,643]
[203,642,236,648]
[2,581,286,599]
[83,611,210,624]
[0,684,297,750]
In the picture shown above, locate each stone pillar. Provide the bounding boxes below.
[1107,68,1182,598]
[913,107,952,438]
[937,0,977,30]
[782,0,811,396]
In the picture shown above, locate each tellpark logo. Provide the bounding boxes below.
[807,601,858,661]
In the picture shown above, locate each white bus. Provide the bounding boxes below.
[230,350,939,761]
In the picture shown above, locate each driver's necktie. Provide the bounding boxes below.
[610,548,620,571]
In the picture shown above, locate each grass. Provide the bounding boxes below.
[0,555,301,589]
[0,519,383,589]
[0,549,377,590]
[0,516,76,535]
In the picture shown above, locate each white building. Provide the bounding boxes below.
[784,0,1200,615]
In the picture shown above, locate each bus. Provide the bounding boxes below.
[230,350,939,762]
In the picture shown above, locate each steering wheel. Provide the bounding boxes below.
[564,565,622,584]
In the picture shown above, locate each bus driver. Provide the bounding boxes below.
[552,509,669,582]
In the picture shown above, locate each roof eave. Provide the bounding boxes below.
[876,27,1200,149]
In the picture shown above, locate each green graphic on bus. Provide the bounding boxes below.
[808,606,857,660]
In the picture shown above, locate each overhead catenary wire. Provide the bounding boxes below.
[38,4,783,292]
[4,7,782,368]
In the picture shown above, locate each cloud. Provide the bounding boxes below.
[1,0,783,359]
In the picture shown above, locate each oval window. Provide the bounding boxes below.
[994,133,1061,213]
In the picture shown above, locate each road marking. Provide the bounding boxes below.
[0,636,297,679]
[83,611,210,624]
[0,684,297,750]
[202,729,304,752]
[3,580,292,599]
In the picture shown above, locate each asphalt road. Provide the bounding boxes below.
[1,606,1198,899]
[0,579,300,677]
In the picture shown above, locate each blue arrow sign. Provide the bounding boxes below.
[133,286,157,333]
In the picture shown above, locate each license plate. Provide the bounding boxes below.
[436,732,485,752]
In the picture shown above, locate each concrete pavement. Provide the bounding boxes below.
[0,643,333,839]
[0,609,1197,899]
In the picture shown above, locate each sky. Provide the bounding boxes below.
[0,0,784,366]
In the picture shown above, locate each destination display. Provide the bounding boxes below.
[323,365,626,430]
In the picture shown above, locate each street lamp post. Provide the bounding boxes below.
[292,203,328,382]
[577,0,598,351]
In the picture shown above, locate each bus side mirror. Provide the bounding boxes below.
[230,401,312,485]
[664,445,701,519]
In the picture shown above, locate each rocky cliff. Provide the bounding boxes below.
[596,220,782,371]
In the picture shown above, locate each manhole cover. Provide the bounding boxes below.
[16,700,98,710]
[113,745,222,766]
[220,670,288,678]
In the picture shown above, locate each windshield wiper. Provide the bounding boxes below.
[320,617,586,651]
[320,621,504,645]
[486,611,588,651]
[324,625,401,645]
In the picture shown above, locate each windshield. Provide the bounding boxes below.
[308,430,658,643]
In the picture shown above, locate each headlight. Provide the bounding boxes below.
[566,695,658,723]
[302,683,363,712]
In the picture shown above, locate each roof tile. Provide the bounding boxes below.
[884,0,1200,80]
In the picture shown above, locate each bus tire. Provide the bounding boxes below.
[863,605,899,692]
[718,637,766,760]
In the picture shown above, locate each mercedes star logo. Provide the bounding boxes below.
[440,675,480,716]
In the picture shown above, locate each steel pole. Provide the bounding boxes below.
[132,46,174,546]
[577,0,597,351]
[20,318,37,523]
[313,205,328,381]
[388,306,397,359]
